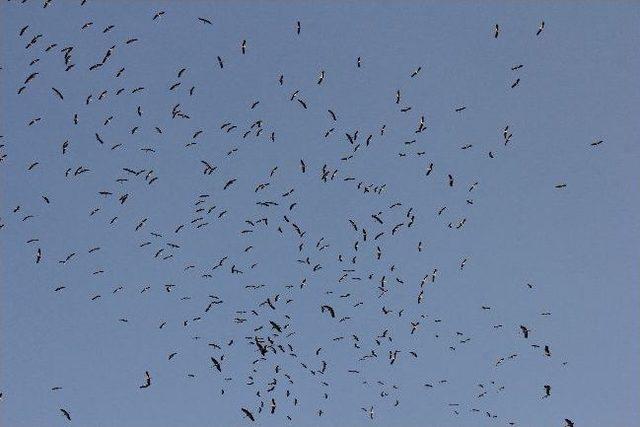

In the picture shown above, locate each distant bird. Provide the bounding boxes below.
[198,17,213,25]
[242,407,255,421]
[211,357,222,372]
[537,21,545,36]
[52,87,64,100]
[60,408,71,421]
[223,178,237,190]
[494,24,500,38]
[321,305,336,318]
[520,325,530,339]
[139,371,151,388]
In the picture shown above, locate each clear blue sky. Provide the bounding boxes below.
[1,1,639,427]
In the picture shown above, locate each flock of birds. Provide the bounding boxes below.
[2,2,610,427]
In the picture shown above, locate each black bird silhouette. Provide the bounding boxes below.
[139,371,151,388]
[52,87,64,100]
[60,408,71,421]
[242,407,255,421]
[211,357,222,372]
[321,305,336,318]
[223,179,237,190]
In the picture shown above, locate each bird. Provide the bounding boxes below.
[537,21,545,36]
[321,305,336,318]
[223,178,237,190]
[494,24,500,38]
[139,371,151,388]
[211,357,222,372]
[198,17,213,25]
[52,87,64,100]
[60,408,71,421]
[241,408,255,421]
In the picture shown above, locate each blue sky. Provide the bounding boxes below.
[1,1,639,426]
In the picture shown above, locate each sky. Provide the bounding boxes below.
[1,1,639,427]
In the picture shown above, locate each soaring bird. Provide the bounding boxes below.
[537,21,545,36]
[211,357,222,372]
[139,371,151,388]
[52,87,64,100]
[223,179,237,190]
[60,408,71,421]
[242,407,255,421]
[321,305,336,318]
